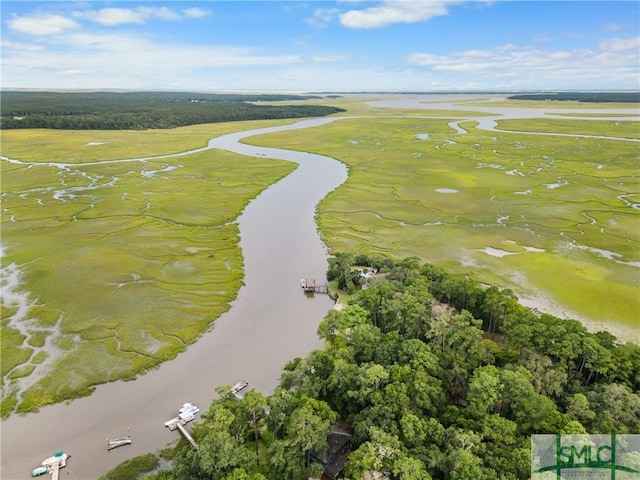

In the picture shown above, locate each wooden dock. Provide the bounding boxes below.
[301,278,329,294]
[165,403,200,450]
[45,455,68,480]
[175,422,199,450]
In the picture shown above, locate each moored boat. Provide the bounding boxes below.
[30,466,47,477]
[41,451,69,467]
[164,402,200,429]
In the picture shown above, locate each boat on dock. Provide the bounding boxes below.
[31,452,70,478]
[164,403,200,450]
[41,451,69,469]
[164,402,199,430]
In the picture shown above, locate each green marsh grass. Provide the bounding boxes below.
[2,103,638,416]
[247,116,640,329]
[1,132,296,415]
[0,119,299,164]
[496,118,640,139]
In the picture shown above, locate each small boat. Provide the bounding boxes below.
[30,466,47,477]
[178,402,200,421]
[31,451,70,477]
[164,403,200,429]
[41,451,69,468]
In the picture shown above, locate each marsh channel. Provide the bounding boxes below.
[1,95,638,479]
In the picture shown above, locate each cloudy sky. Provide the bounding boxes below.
[2,1,639,92]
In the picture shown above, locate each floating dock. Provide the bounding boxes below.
[107,428,132,451]
[231,380,249,400]
[232,380,249,394]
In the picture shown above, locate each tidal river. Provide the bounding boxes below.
[0,117,347,479]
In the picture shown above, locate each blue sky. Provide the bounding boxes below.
[2,1,639,91]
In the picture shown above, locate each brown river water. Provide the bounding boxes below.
[1,118,347,479]
[2,96,638,478]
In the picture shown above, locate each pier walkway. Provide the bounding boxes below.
[175,422,199,450]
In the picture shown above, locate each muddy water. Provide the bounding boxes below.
[0,118,347,479]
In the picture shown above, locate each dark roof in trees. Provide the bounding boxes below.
[311,426,352,480]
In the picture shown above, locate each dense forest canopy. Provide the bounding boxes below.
[0,91,345,130]
[506,91,640,102]
[121,254,639,480]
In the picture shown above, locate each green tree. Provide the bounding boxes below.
[565,393,596,428]
[586,383,640,433]
[345,428,404,479]
[174,404,254,480]
[240,390,268,465]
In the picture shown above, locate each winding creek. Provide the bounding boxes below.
[1,96,638,478]
[1,118,347,479]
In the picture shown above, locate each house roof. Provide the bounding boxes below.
[311,426,352,480]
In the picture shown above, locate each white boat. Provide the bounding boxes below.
[178,403,199,421]
[41,451,69,468]
[164,403,200,429]
[30,466,47,477]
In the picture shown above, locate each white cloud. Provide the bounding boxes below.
[137,7,182,21]
[75,6,211,26]
[339,0,463,29]
[8,14,79,36]
[600,36,640,52]
[1,31,304,86]
[1,39,45,52]
[183,7,210,19]
[306,7,340,28]
[80,8,146,26]
[407,37,640,89]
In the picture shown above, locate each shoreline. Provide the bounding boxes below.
[517,293,639,344]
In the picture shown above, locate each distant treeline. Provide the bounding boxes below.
[507,91,640,103]
[0,91,345,130]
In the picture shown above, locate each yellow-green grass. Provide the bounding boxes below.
[1,143,296,415]
[496,118,640,139]
[0,118,300,164]
[246,116,640,330]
